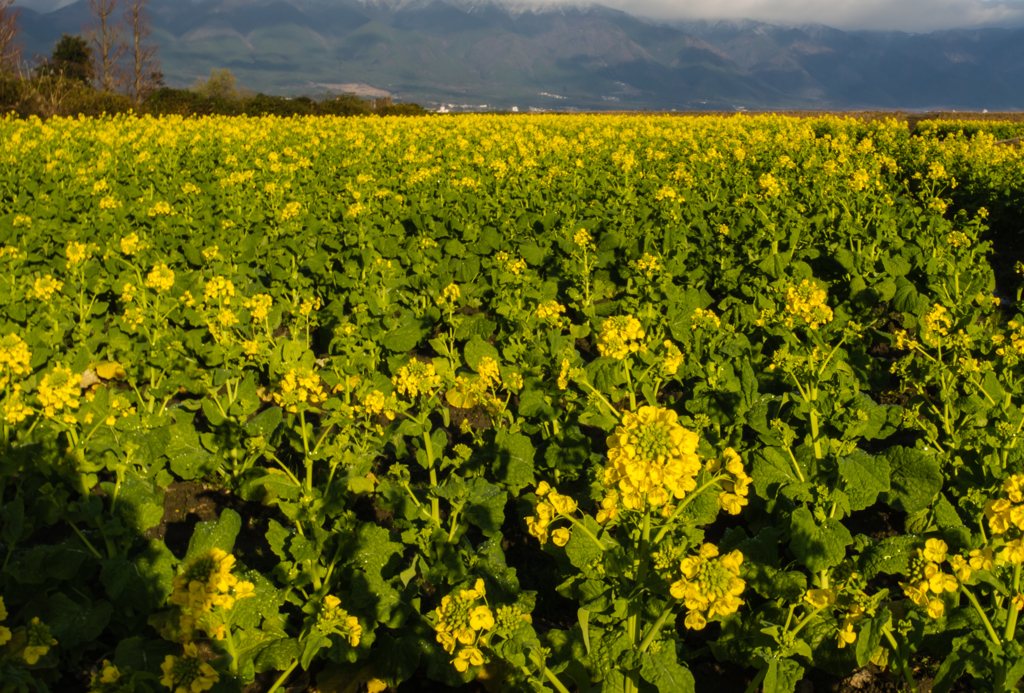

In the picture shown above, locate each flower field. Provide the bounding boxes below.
[1,112,1023,693]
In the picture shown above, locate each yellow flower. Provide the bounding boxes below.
[318,595,362,646]
[603,406,702,510]
[0,333,32,384]
[597,315,646,360]
[120,233,142,255]
[30,274,63,301]
[23,617,57,664]
[922,538,948,564]
[670,544,745,629]
[969,547,994,571]
[436,283,461,307]
[147,200,174,216]
[66,241,90,266]
[145,264,175,293]
[160,642,219,693]
[662,340,684,376]
[392,360,441,399]
[783,280,832,330]
[950,555,971,582]
[273,367,325,413]
[452,646,484,672]
[551,527,571,547]
[926,599,945,619]
[536,300,566,325]
[244,294,273,323]
[469,606,495,631]
[37,365,80,418]
[804,589,836,609]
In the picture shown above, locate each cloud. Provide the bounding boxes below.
[606,0,1024,32]
[13,0,1024,32]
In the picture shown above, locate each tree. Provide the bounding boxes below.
[0,0,24,74]
[123,0,161,105]
[38,34,94,84]
[85,0,125,92]
[191,68,239,101]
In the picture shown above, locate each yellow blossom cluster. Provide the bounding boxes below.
[597,315,646,360]
[436,283,461,308]
[662,341,684,376]
[145,264,175,293]
[706,448,751,515]
[169,549,255,640]
[120,233,143,255]
[0,596,10,647]
[984,474,1024,534]
[690,308,721,332]
[494,251,527,275]
[573,228,594,250]
[669,543,745,630]
[361,390,398,422]
[65,241,91,266]
[30,274,63,301]
[88,660,128,693]
[525,482,578,546]
[0,333,32,387]
[203,276,235,305]
[633,253,662,279]
[147,201,175,216]
[783,280,833,330]
[244,294,273,323]
[557,358,582,390]
[160,642,219,693]
[899,539,962,619]
[36,365,80,420]
[393,360,442,399]
[273,367,326,413]
[601,406,702,511]
[23,616,57,665]
[921,304,952,345]
[2,385,32,425]
[433,579,496,672]
[536,300,567,326]
[317,595,362,647]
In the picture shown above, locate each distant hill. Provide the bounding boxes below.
[12,0,1024,110]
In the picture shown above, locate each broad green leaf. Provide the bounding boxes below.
[640,648,695,693]
[883,446,942,513]
[838,450,890,512]
[185,508,242,561]
[789,506,853,573]
[464,335,500,371]
[492,430,536,494]
[763,658,803,693]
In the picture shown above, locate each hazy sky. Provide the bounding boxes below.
[12,0,1024,32]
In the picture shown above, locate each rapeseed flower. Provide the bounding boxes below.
[393,360,441,399]
[317,595,362,647]
[0,596,10,646]
[783,280,833,330]
[706,448,751,515]
[30,274,63,301]
[146,264,175,293]
[436,283,460,308]
[2,385,32,425]
[23,617,57,664]
[273,367,326,413]
[170,549,254,640]
[244,294,273,323]
[921,304,952,345]
[0,333,32,386]
[900,547,958,618]
[669,543,745,630]
[525,483,578,545]
[597,315,646,360]
[602,406,701,510]
[536,300,566,326]
[984,474,1024,534]
[37,365,80,419]
[159,642,218,693]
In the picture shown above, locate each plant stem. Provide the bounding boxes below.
[266,659,299,693]
[565,515,608,551]
[1004,563,1021,642]
[638,603,675,653]
[741,663,768,693]
[882,628,919,693]
[424,430,440,525]
[962,585,1002,648]
[300,410,312,492]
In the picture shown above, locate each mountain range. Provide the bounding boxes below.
[10,0,1024,110]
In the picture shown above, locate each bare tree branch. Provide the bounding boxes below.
[85,0,125,92]
[122,0,161,105]
[0,0,24,73]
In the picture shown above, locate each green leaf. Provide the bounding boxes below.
[762,658,803,693]
[253,636,301,674]
[565,516,605,571]
[838,450,890,512]
[858,535,917,579]
[464,335,500,371]
[579,608,592,655]
[45,592,113,649]
[883,446,943,513]
[185,508,241,561]
[751,447,806,500]
[382,316,431,353]
[640,648,695,693]
[244,406,283,437]
[789,506,853,573]
[463,478,507,537]
[266,519,291,561]
[6,540,90,584]
[492,430,536,494]
[166,421,219,480]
